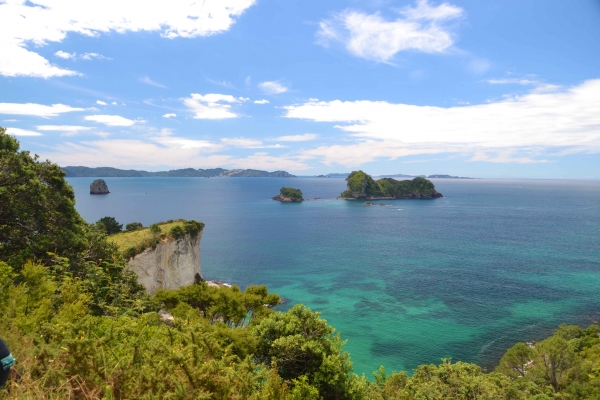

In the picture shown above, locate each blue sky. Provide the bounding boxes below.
[1,0,599,178]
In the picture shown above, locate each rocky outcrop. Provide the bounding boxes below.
[272,195,304,202]
[90,179,110,194]
[127,231,202,294]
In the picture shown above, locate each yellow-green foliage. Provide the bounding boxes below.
[108,219,205,259]
[108,220,186,251]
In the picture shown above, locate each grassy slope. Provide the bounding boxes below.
[108,220,186,252]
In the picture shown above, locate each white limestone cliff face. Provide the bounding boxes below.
[127,231,202,294]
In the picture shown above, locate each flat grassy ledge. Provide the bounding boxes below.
[108,219,204,259]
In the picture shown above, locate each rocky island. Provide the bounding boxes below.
[272,187,304,202]
[90,179,110,194]
[341,170,443,199]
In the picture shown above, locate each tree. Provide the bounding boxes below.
[531,335,579,392]
[0,127,84,269]
[150,223,162,239]
[496,342,535,378]
[125,222,143,232]
[96,216,122,235]
[252,304,353,399]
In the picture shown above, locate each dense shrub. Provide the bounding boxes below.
[125,222,144,231]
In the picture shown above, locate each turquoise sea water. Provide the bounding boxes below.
[67,177,600,376]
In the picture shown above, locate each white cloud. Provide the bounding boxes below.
[111,101,118,105]
[37,125,92,132]
[37,125,93,136]
[317,0,463,63]
[163,113,177,118]
[206,77,237,89]
[85,115,137,127]
[221,137,285,149]
[284,79,600,166]
[182,93,248,119]
[0,0,255,78]
[486,77,561,93]
[55,50,75,59]
[254,99,270,104]
[274,133,318,142]
[96,100,108,105]
[44,139,308,170]
[259,81,288,95]
[0,102,85,117]
[81,52,109,60]
[6,127,43,136]
[139,77,167,88]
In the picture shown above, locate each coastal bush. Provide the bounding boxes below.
[169,225,186,240]
[0,128,85,269]
[125,222,144,231]
[96,216,123,235]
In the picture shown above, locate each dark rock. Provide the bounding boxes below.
[90,179,110,195]
[272,195,304,202]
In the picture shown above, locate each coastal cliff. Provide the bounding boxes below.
[127,230,202,294]
[108,219,205,294]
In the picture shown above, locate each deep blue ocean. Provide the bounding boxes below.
[66,177,600,376]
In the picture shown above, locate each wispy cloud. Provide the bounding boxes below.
[182,93,248,119]
[6,127,43,136]
[96,100,108,106]
[254,99,270,104]
[0,102,85,117]
[486,77,561,93]
[81,52,110,60]
[273,133,318,142]
[139,76,168,89]
[317,0,463,63]
[221,137,285,149]
[85,115,138,127]
[259,81,289,94]
[206,77,237,89]
[163,113,177,118]
[37,124,93,137]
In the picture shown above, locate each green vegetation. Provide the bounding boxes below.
[96,216,123,235]
[2,127,600,399]
[125,222,143,232]
[279,187,303,200]
[0,127,86,270]
[341,170,442,199]
[109,219,205,259]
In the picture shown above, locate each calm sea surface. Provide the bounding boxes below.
[67,177,600,376]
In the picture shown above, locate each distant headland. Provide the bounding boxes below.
[62,166,295,178]
[316,172,474,179]
[341,170,443,199]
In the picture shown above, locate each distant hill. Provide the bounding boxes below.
[427,174,474,179]
[316,173,351,178]
[62,166,296,178]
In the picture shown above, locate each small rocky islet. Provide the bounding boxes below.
[90,179,110,194]
[272,187,304,202]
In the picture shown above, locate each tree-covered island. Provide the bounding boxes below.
[272,187,304,202]
[341,170,443,199]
